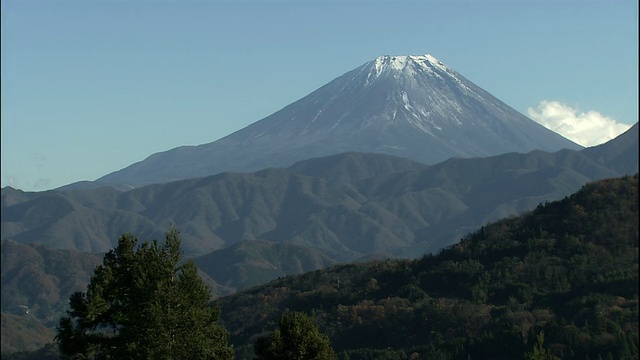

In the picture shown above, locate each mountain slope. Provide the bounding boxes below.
[218,175,639,359]
[0,240,103,353]
[0,240,102,325]
[193,240,338,291]
[1,128,635,259]
[96,54,580,188]
[582,122,639,175]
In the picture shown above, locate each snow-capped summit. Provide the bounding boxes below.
[97,54,581,187]
[368,54,450,82]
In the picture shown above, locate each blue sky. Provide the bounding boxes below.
[2,0,638,191]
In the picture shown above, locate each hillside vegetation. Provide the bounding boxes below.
[0,241,103,355]
[219,174,639,359]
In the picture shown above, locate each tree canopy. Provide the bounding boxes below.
[254,311,336,360]
[55,227,234,360]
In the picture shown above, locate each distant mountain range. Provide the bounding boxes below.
[93,54,580,188]
[2,123,636,261]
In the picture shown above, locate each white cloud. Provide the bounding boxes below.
[527,100,632,147]
[3,175,17,189]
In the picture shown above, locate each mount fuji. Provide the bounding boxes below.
[96,54,581,188]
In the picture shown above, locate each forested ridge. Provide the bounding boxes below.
[2,175,637,359]
[219,174,639,359]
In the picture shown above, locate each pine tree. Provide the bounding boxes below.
[254,311,336,360]
[524,331,559,360]
[55,227,234,359]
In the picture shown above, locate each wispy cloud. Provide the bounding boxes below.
[527,100,632,147]
[3,175,17,189]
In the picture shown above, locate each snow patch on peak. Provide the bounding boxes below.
[372,55,408,75]
[366,54,450,84]
[373,54,443,70]
[389,56,409,71]
[422,54,447,72]
[363,54,477,99]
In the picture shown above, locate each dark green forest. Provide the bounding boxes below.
[219,174,639,359]
[2,174,638,359]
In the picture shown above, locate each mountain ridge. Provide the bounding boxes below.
[2,125,635,259]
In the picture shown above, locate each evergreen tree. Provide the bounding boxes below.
[254,311,336,360]
[524,332,559,360]
[55,227,234,359]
